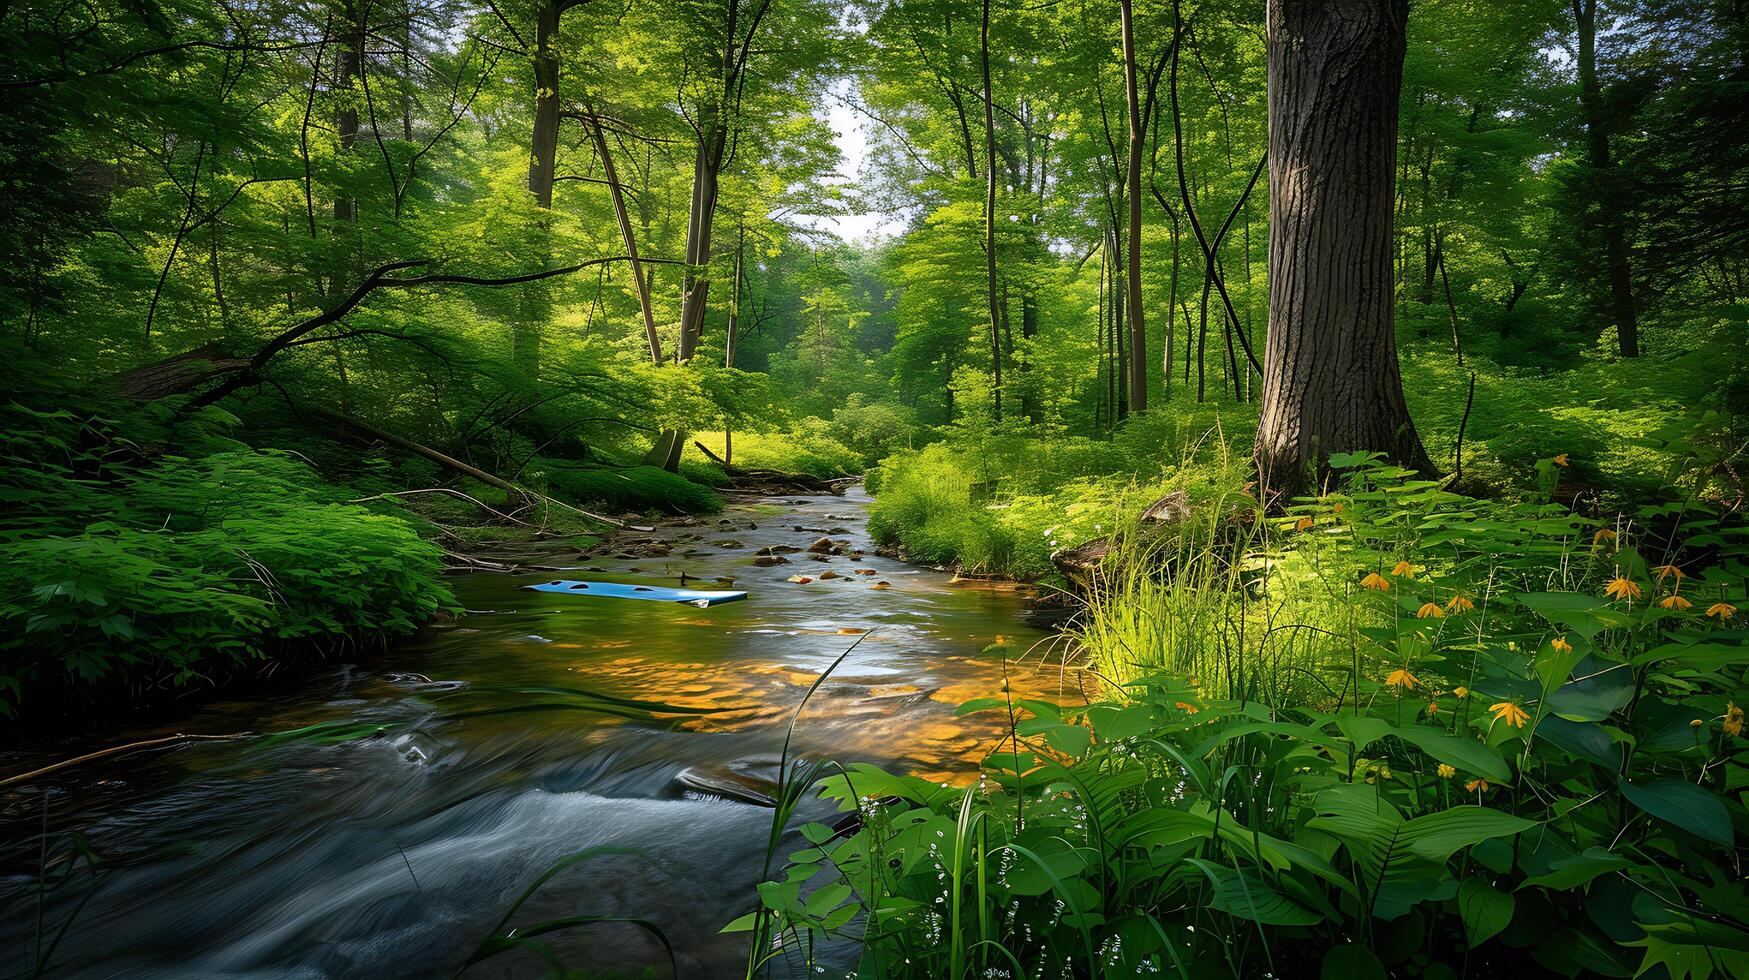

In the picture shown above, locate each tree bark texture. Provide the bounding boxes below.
[1254,0,1431,497]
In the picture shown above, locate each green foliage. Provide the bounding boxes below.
[752,459,1749,979]
[865,404,1251,577]
[532,461,723,515]
[0,404,452,716]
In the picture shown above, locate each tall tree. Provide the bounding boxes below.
[1119,0,1146,411]
[1253,0,1430,497]
[981,0,1002,420]
[1572,0,1639,357]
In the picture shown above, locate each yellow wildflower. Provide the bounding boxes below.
[1453,686,1470,699]
[1594,528,1618,546]
[1706,601,1737,621]
[1385,669,1420,690]
[1295,516,1315,531]
[1604,577,1642,602]
[1551,636,1573,654]
[1174,701,1200,714]
[1724,703,1744,738]
[1490,701,1531,729]
[1553,453,1570,467]
[1445,595,1475,614]
[1659,594,1693,611]
[1437,763,1456,779]
[1466,778,1493,794]
[1361,572,1391,591]
[1653,563,1685,584]
[1391,560,1416,577]
[1416,602,1445,620]
[1333,503,1344,514]
[1428,700,1439,716]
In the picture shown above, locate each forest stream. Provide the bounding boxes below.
[0,487,1078,979]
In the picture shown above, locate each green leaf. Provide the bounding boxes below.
[1321,943,1386,980]
[1517,592,1633,638]
[1457,877,1514,947]
[1185,859,1321,926]
[1390,724,1511,783]
[1620,779,1733,847]
[1518,847,1631,890]
[1398,806,1538,864]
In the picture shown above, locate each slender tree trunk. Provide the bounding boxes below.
[587,103,661,364]
[981,0,1001,421]
[1254,0,1431,498]
[528,1,560,209]
[1573,0,1638,357]
[518,0,562,379]
[724,220,744,466]
[335,1,363,223]
[1120,0,1147,411]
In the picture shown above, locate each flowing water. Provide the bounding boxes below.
[0,487,1084,979]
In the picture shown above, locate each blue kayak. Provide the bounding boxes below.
[521,579,748,608]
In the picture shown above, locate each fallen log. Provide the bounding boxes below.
[691,440,842,494]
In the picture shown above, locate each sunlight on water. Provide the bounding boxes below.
[0,487,1085,978]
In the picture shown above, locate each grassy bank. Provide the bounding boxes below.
[748,456,1749,978]
[860,316,1747,581]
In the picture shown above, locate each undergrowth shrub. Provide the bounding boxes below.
[530,459,723,514]
[691,419,864,478]
[0,404,452,717]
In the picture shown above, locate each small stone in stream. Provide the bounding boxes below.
[787,575,814,584]
[871,581,891,590]
[745,521,758,530]
[818,570,840,580]
[714,577,737,586]
[806,536,835,553]
[806,553,833,562]
[855,568,877,575]
[675,765,777,807]
[756,545,801,555]
[717,518,735,525]
[752,555,789,566]
[827,527,848,534]
[712,539,744,548]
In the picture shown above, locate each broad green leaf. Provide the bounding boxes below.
[1518,847,1631,890]
[1457,877,1514,947]
[1321,943,1386,980]
[1390,724,1511,783]
[1620,779,1733,847]
[1185,859,1321,926]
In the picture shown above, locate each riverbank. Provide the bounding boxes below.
[0,487,1076,977]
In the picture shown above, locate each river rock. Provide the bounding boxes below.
[675,764,779,807]
[806,536,836,553]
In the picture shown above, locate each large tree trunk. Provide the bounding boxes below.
[1573,0,1638,357]
[1253,0,1431,498]
[1120,0,1147,412]
[981,0,1002,421]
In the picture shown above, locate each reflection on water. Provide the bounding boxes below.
[0,487,1085,978]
